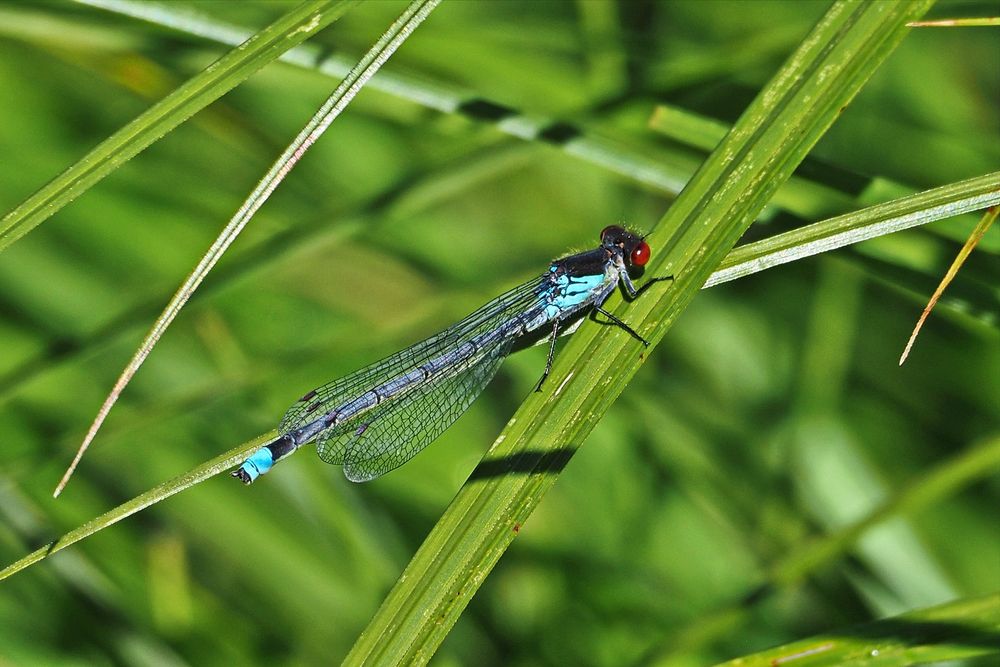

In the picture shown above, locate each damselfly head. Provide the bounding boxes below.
[600,225,651,268]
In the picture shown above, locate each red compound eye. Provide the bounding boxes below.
[630,240,651,266]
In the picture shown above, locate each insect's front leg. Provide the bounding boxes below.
[620,268,674,300]
[620,270,640,299]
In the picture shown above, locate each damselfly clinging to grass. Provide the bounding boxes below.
[233,226,670,484]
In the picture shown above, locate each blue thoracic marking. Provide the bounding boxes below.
[238,447,275,482]
[543,273,605,319]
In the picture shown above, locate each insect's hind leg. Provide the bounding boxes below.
[534,319,561,392]
[592,306,649,347]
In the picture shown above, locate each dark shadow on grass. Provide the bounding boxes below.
[469,447,575,481]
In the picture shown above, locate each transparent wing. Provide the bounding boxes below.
[279,274,550,448]
[340,335,513,481]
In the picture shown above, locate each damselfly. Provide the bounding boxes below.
[233,226,669,484]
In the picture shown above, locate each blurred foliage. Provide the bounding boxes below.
[0,1,997,666]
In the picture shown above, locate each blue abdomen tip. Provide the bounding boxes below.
[238,447,275,482]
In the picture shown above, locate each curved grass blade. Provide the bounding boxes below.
[716,593,1000,667]
[899,205,997,364]
[344,2,937,663]
[1,434,269,582]
[53,0,443,497]
[0,0,358,252]
[706,171,1000,288]
[772,433,1000,586]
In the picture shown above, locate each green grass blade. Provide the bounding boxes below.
[345,2,935,664]
[707,171,1000,288]
[59,0,984,236]
[53,0,700,195]
[909,17,1000,27]
[52,0,442,497]
[716,592,1000,666]
[0,433,273,582]
[0,0,358,252]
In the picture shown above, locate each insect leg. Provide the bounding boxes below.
[534,319,561,392]
[621,272,674,299]
[593,306,649,347]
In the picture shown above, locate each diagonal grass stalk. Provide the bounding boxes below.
[898,205,998,364]
[0,0,359,252]
[345,2,936,664]
[707,171,1000,288]
[52,0,442,497]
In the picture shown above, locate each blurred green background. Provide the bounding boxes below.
[0,1,997,665]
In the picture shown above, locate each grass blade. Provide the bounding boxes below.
[716,592,1000,666]
[53,0,442,497]
[58,0,702,195]
[706,171,1000,288]
[0,0,358,252]
[345,2,936,664]
[772,433,1000,587]
[644,433,1000,661]
[0,434,274,582]
[899,205,997,364]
